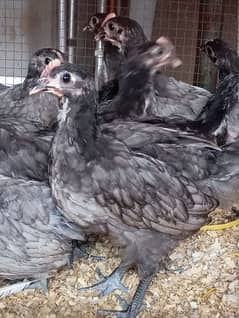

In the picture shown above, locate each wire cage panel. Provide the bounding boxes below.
[74,0,97,71]
[0,0,57,85]
[151,0,238,90]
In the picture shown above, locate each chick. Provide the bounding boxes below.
[31,55,239,317]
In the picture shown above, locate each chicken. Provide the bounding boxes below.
[98,37,184,121]
[96,16,147,57]
[84,12,122,93]
[93,15,147,102]
[150,42,239,146]
[96,16,211,116]
[83,13,110,33]
[193,39,239,145]
[0,48,65,180]
[191,72,239,145]
[31,60,239,318]
[202,38,239,82]
[0,127,52,181]
[97,33,239,147]
[0,174,84,296]
[0,47,65,126]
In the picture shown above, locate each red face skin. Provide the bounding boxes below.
[41,59,62,78]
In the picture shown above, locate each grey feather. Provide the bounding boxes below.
[0,48,66,181]
[97,17,211,121]
[0,175,84,280]
[0,280,40,297]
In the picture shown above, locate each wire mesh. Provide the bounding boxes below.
[0,0,238,92]
[152,0,238,90]
[74,0,97,71]
[0,0,28,85]
[0,0,57,86]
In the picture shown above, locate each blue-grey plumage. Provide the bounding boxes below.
[144,41,239,146]
[99,35,239,148]
[31,62,239,317]
[96,16,146,101]
[0,175,84,283]
[0,127,51,181]
[96,16,212,117]
[0,48,66,181]
[194,39,239,145]
[193,73,239,146]
[0,48,65,127]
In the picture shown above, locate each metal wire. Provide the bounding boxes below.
[0,0,29,85]
[94,0,107,91]
[68,0,76,63]
[151,0,238,90]
[74,0,97,72]
[57,0,67,53]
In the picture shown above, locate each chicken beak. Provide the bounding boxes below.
[55,51,66,63]
[171,57,182,68]
[154,37,182,69]
[29,78,63,98]
[200,43,206,53]
[95,30,105,41]
[83,25,91,32]
[94,12,117,41]
[154,55,182,70]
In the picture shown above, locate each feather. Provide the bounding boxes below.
[0,48,66,181]
[32,60,239,318]
[0,279,39,297]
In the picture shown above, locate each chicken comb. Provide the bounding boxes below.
[101,12,116,27]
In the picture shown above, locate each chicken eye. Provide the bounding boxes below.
[206,46,214,57]
[62,72,71,83]
[151,47,163,55]
[45,57,52,65]
[108,22,114,31]
[117,28,123,34]
[92,17,97,25]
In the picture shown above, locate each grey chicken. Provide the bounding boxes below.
[0,48,65,180]
[0,127,52,181]
[153,40,239,146]
[83,13,110,33]
[0,47,65,126]
[32,60,239,318]
[0,174,84,296]
[98,37,183,121]
[96,16,211,117]
[193,39,239,145]
[202,38,239,82]
[96,15,147,102]
[95,16,147,57]
[98,34,239,147]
